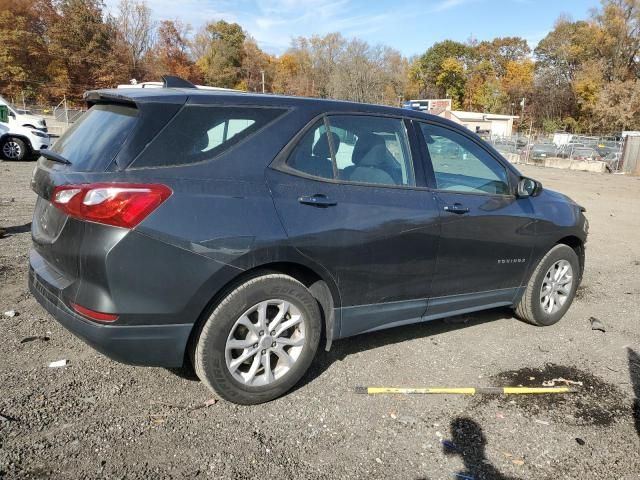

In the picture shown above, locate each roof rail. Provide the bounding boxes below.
[161,75,196,89]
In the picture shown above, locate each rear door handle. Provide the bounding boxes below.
[443,203,470,215]
[298,194,337,207]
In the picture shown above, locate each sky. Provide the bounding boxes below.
[104,0,600,57]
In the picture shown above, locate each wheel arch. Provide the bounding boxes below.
[1,134,33,152]
[555,235,585,281]
[186,260,340,369]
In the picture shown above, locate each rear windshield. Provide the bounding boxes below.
[131,105,286,168]
[51,104,137,171]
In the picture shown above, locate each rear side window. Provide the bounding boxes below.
[51,104,137,171]
[132,105,286,168]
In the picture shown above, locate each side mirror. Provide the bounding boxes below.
[517,177,542,197]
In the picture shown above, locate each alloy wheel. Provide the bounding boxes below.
[540,259,573,315]
[2,140,22,160]
[225,299,306,386]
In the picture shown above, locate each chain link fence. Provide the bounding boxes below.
[486,133,626,172]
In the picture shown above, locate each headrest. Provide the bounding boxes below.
[352,133,385,164]
[313,131,340,158]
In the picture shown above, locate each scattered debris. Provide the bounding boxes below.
[374,457,383,464]
[397,415,419,426]
[542,377,584,387]
[534,419,550,425]
[512,459,525,466]
[48,359,68,368]
[441,439,462,452]
[590,317,606,332]
[150,398,218,412]
[20,335,50,344]
[576,437,586,446]
[0,413,18,422]
[3,310,16,318]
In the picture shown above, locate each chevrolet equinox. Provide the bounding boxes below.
[29,76,588,404]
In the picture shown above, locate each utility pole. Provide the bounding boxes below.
[260,70,265,94]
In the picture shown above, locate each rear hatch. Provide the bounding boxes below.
[31,93,183,294]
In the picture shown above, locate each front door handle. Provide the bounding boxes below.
[298,194,337,207]
[443,203,470,215]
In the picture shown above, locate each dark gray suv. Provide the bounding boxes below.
[29,77,588,404]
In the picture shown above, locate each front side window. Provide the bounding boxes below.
[286,115,415,187]
[133,106,285,168]
[420,123,510,195]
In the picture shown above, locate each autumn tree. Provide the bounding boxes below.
[0,0,53,101]
[47,0,123,101]
[239,37,274,92]
[151,20,201,83]
[593,79,640,131]
[114,0,155,80]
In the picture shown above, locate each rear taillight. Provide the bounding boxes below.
[51,183,172,229]
[70,302,119,322]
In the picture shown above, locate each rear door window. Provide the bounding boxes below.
[327,115,415,187]
[132,106,286,168]
[286,120,335,179]
[284,115,415,187]
[51,103,137,171]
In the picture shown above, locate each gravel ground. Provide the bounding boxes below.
[1,160,639,479]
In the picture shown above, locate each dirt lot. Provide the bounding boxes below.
[1,160,639,479]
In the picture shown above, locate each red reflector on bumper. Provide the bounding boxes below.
[71,303,119,322]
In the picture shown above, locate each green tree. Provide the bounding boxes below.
[195,20,246,88]
[413,40,472,96]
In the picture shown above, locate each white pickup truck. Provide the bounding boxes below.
[0,100,50,161]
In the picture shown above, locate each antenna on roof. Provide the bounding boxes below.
[161,75,196,89]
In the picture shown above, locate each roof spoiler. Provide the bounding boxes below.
[162,75,196,89]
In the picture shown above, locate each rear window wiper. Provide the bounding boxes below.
[40,149,72,165]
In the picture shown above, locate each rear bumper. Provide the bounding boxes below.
[29,252,192,367]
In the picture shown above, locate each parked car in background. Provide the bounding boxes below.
[570,147,601,162]
[530,143,558,161]
[29,76,588,404]
[557,143,584,158]
[0,95,48,132]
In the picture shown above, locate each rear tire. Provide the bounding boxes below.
[194,274,321,404]
[515,244,580,326]
[1,137,28,161]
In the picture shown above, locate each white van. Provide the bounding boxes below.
[0,105,50,161]
[0,95,48,132]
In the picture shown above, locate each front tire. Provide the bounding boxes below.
[515,244,580,326]
[194,274,321,404]
[1,137,28,161]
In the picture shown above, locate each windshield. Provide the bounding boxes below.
[51,103,138,171]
